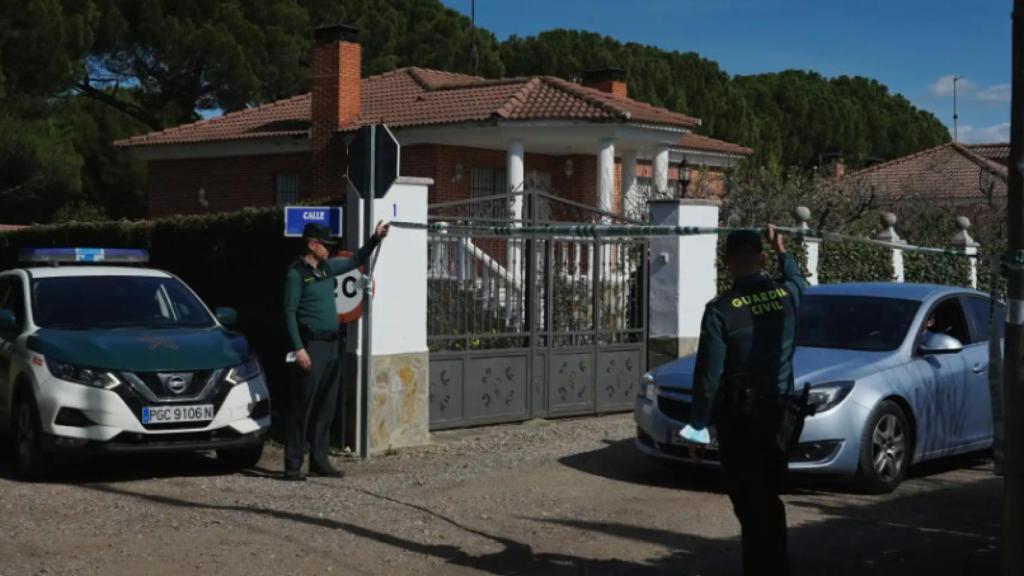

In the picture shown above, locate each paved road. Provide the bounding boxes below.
[0,414,1001,575]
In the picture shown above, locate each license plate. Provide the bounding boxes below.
[141,404,214,425]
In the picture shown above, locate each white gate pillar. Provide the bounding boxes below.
[346,176,432,454]
[597,138,615,219]
[648,199,720,370]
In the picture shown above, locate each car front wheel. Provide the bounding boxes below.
[857,400,910,493]
[14,393,50,481]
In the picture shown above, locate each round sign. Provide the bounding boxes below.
[333,251,375,323]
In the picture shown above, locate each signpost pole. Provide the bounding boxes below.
[1005,2,1024,573]
[360,125,376,460]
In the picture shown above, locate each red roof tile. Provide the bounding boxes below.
[117,67,701,148]
[847,142,1007,200]
[966,142,1010,167]
[675,133,753,156]
[0,224,26,232]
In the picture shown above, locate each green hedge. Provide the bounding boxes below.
[903,251,972,287]
[819,241,895,284]
[0,208,303,407]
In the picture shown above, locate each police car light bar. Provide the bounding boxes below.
[18,248,150,264]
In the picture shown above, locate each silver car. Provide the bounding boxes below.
[635,283,1002,493]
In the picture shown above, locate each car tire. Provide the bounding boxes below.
[217,441,264,470]
[14,393,50,481]
[857,400,911,493]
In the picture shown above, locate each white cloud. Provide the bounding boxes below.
[975,83,1011,104]
[957,122,1010,144]
[928,75,1010,105]
[929,75,974,97]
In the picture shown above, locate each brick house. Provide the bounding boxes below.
[848,142,1008,204]
[117,24,751,220]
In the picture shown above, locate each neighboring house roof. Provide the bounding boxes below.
[847,142,1007,200]
[116,67,704,149]
[675,133,753,157]
[965,142,1010,167]
[0,224,26,232]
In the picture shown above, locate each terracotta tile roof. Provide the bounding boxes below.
[117,67,701,148]
[965,142,1010,166]
[847,142,1007,200]
[675,133,753,156]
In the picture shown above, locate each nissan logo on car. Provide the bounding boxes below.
[166,376,188,395]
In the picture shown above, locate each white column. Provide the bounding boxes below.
[648,199,720,368]
[597,138,615,218]
[653,146,670,197]
[506,140,525,287]
[622,150,638,219]
[507,140,525,220]
[805,240,821,286]
[893,249,905,283]
[794,206,819,286]
[967,247,979,289]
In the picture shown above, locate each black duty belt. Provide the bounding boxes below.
[301,328,340,342]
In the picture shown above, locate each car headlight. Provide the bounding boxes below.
[225,357,263,386]
[642,372,657,402]
[46,359,121,390]
[807,381,855,413]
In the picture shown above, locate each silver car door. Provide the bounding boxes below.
[912,296,973,455]
[962,296,1000,445]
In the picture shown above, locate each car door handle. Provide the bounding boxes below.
[972,363,987,374]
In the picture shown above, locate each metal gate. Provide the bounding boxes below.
[427,190,647,429]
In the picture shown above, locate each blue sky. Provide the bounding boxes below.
[441,0,1012,144]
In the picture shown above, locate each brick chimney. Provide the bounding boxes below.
[582,67,628,98]
[311,23,361,200]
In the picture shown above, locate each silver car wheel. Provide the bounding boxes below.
[871,413,906,483]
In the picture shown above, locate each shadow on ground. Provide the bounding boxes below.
[75,465,1000,576]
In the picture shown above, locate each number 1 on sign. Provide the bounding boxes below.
[392,203,397,218]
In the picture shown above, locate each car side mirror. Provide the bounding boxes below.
[919,332,963,355]
[215,307,238,327]
[0,309,16,331]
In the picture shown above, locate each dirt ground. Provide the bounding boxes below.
[0,413,1002,576]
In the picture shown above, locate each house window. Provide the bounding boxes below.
[274,173,303,206]
[470,167,507,198]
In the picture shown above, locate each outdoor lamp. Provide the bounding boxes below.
[564,159,574,179]
[678,158,691,197]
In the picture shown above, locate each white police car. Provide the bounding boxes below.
[0,248,270,479]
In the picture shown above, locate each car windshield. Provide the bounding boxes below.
[31,275,215,330]
[796,295,920,352]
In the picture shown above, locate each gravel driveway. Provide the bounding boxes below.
[0,414,1001,575]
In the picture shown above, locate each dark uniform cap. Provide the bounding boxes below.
[725,229,763,255]
[302,223,339,246]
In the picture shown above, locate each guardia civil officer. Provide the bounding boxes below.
[282,221,390,481]
[680,224,806,575]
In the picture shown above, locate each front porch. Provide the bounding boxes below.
[395,121,702,221]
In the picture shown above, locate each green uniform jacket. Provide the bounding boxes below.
[690,253,807,429]
[283,236,380,351]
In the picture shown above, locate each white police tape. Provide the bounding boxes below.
[389,220,979,259]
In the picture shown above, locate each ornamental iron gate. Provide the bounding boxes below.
[427,188,647,429]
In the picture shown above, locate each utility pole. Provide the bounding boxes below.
[953,75,965,143]
[1004,2,1024,575]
